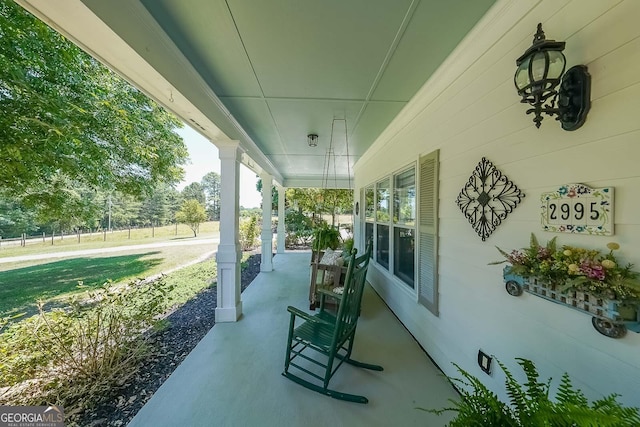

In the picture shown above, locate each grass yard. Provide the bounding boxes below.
[0,221,220,258]
[0,242,218,316]
[159,252,256,308]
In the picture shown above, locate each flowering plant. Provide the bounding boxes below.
[492,234,640,301]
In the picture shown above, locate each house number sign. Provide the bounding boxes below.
[541,184,613,235]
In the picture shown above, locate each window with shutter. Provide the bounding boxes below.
[418,150,439,315]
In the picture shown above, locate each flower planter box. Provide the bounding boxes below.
[503,267,640,338]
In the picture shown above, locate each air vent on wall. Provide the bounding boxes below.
[189,118,206,132]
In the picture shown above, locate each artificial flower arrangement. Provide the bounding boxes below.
[492,234,640,302]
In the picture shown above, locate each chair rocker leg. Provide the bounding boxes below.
[344,357,384,371]
[334,351,384,371]
[281,371,369,404]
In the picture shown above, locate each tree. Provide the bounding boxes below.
[322,189,353,226]
[108,192,142,229]
[138,183,179,227]
[0,178,111,237]
[0,196,38,238]
[201,172,221,220]
[256,177,278,211]
[164,187,183,224]
[181,182,205,206]
[0,181,185,236]
[23,174,105,232]
[285,188,353,226]
[0,1,188,214]
[175,199,207,237]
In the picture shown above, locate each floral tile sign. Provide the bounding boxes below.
[540,184,613,235]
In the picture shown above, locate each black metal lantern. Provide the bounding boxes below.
[514,23,590,131]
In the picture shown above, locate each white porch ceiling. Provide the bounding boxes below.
[19,0,495,187]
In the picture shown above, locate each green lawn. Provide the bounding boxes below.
[0,242,219,316]
[0,221,220,258]
[0,252,161,314]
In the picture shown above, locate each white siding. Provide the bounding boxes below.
[354,0,640,407]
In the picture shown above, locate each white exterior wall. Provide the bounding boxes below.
[354,0,640,406]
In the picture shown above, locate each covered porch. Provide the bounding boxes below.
[128,252,458,426]
[15,0,640,419]
[14,0,496,323]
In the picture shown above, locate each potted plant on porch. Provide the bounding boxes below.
[311,223,341,256]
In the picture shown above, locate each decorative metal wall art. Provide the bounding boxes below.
[456,157,525,241]
[541,184,614,235]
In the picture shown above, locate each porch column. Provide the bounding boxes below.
[277,185,285,254]
[260,173,273,272]
[215,141,243,322]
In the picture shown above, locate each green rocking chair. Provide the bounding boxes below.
[282,245,382,403]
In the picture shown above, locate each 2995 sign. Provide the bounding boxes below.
[547,200,599,221]
[541,184,613,236]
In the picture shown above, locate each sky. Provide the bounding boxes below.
[175,125,262,208]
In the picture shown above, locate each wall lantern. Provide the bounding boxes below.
[307,133,318,147]
[514,23,590,131]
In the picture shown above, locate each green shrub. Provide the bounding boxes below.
[239,215,260,250]
[284,210,313,247]
[426,358,640,426]
[0,279,172,412]
[0,314,50,388]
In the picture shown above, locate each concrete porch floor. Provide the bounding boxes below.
[128,252,458,427]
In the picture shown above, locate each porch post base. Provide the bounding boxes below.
[260,230,273,272]
[215,302,243,322]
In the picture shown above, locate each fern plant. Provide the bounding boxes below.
[425,358,640,427]
[311,224,341,251]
